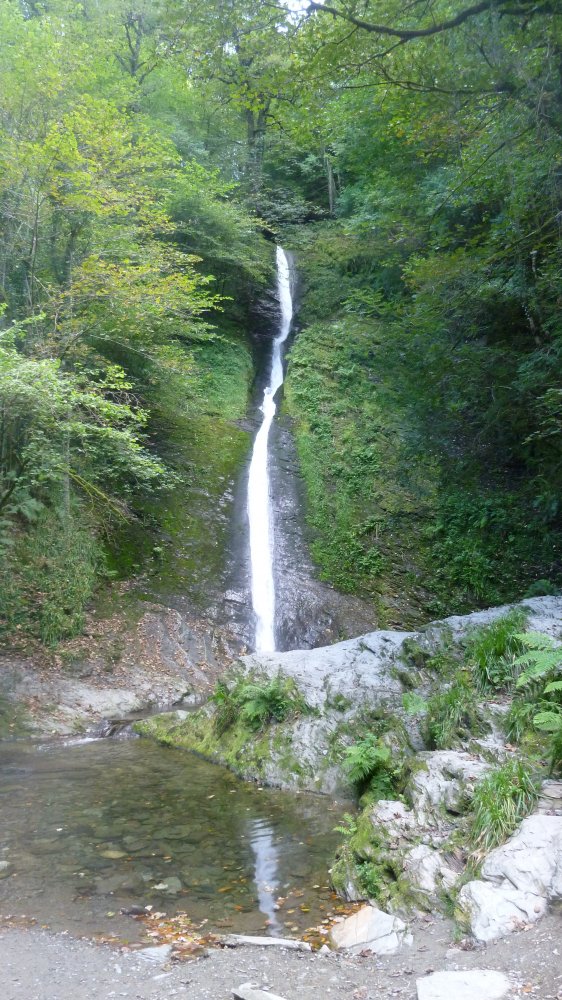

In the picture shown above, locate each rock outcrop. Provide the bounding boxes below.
[416,970,511,1000]
[458,813,562,941]
[329,904,412,955]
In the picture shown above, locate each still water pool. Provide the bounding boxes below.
[0,738,345,943]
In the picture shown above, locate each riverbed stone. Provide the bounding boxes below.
[138,943,173,963]
[416,970,510,1000]
[329,904,412,955]
[152,876,182,894]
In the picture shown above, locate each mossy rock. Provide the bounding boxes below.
[134,705,313,789]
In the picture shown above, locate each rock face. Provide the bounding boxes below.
[241,630,408,713]
[416,970,510,1000]
[408,751,490,826]
[329,904,412,955]
[458,814,562,941]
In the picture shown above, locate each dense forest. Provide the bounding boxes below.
[0,0,561,646]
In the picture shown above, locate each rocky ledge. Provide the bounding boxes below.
[136,596,562,950]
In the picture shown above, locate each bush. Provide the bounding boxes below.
[0,508,101,645]
[515,632,562,774]
[469,759,539,855]
[211,674,309,735]
[504,698,537,745]
[465,609,528,691]
[342,734,396,798]
[422,674,485,749]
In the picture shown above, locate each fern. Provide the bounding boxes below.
[512,632,562,773]
[333,812,358,838]
[342,735,396,799]
[514,632,562,688]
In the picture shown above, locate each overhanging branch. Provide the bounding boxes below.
[307,0,555,40]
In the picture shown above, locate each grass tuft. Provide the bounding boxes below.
[465,609,528,691]
[469,758,539,856]
[422,673,485,749]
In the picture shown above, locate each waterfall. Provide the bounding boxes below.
[248,246,293,652]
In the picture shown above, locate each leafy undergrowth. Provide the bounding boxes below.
[283,221,562,624]
[0,507,101,646]
[469,758,540,858]
[285,314,436,625]
[212,674,310,735]
[465,608,528,692]
[421,673,486,750]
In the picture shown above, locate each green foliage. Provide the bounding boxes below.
[0,508,100,644]
[212,675,309,736]
[514,633,562,773]
[285,307,431,612]
[354,860,388,901]
[333,812,358,838]
[402,691,428,716]
[422,674,485,750]
[0,0,271,644]
[504,699,537,746]
[515,632,562,689]
[524,580,560,598]
[465,610,528,692]
[342,734,396,797]
[470,759,540,856]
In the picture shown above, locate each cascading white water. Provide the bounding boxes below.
[247,246,293,652]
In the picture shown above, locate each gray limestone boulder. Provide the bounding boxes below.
[481,814,562,898]
[416,970,510,1000]
[458,814,562,941]
[240,631,408,714]
[403,844,459,896]
[329,904,412,955]
[458,879,548,942]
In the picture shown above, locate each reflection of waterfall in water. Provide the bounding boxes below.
[247,246,293,652]
[248,818,282,932]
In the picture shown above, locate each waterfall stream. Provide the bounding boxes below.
[248,246,293,652]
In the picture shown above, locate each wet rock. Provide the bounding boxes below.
[138,943,173,963]
[152,876,182,894]
[329,904,412,955]
[0,860,10,879]
[224,591,246,605]
[416,969,510,1000]
[537,780,562,816]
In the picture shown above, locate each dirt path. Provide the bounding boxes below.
[1,914,561,1000]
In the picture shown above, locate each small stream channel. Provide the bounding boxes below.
[0,738,345,943]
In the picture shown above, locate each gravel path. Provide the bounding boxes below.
[1,914,561,1000]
